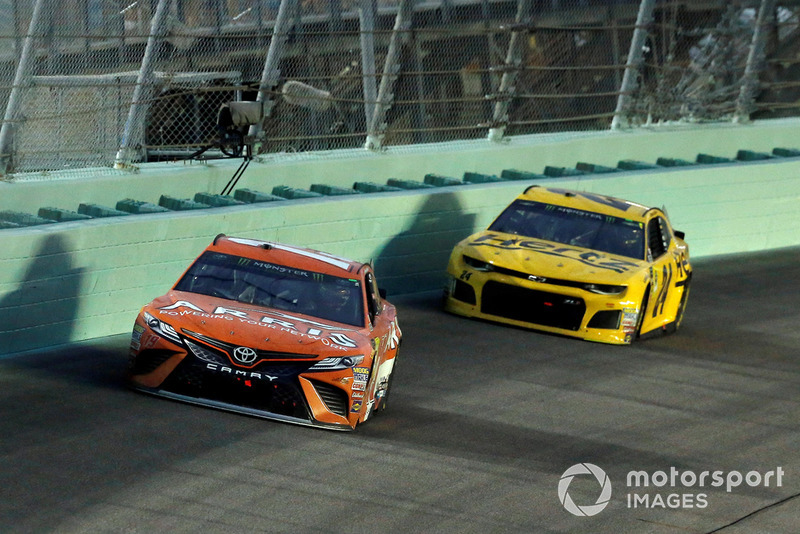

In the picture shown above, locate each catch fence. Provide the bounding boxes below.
[0,0,798,178]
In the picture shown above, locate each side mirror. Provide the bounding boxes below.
[674,230,685,240]
[379,288,387,299]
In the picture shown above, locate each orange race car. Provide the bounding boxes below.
[128,235,401,430]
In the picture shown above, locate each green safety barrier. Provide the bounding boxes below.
[696,153,734,164]
[463,171,505,183]
[310,184,362,196]
[78,203,130,217]
[272,186,325,199]
[423,173,464,187]
[194,192,246,207]
[116,199,171,214]
[617,159,662,170]
[38,207,93,222]
[500,169,547,180]
[233,188,288,203]
[0,210,56,226]
[386,178,435,189]
[353,182,404,193]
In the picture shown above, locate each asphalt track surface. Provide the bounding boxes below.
[2,247,800,534]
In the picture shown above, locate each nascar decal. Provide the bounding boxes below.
[469,234,640,273]
[157,301,358,348]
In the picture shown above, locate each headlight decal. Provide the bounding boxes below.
[143,311,183,345]
[463,255,494,271]
[308,355,365,372]
[583,283,627,296]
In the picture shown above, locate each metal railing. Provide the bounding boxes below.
[1,0,798,178]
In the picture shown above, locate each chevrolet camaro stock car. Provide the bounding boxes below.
[443,186,692,344]
[128,235,401,430]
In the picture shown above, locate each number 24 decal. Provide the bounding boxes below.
[652,263,673,318]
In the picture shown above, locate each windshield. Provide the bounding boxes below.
[488,199,645,259]
[174,252,365,327]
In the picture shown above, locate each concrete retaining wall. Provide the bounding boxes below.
[2,120,800,356]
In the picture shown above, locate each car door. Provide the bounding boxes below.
[642,214,676,332]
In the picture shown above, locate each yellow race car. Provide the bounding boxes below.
[443,186,691,344]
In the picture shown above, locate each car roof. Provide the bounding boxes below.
[520,186,654,220]
[206,235,364,277]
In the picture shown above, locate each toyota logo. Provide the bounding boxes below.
[232,346,258,365]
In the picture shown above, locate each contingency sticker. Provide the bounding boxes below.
[130,323,144,350]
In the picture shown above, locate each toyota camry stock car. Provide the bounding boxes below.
[443,186,691,344]
[128,235,401,430]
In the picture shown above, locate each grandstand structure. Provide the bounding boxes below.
[1,0,799,179]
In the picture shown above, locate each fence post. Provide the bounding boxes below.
[734,0,775,123]
[358,0,378,130]
[611,0,655,130]
[0,0,49,178]
[487,0,532,143]
[247,0,298,141]
[113,0,171,169]
[364,0,415,151]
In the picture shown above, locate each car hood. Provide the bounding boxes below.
[458,231,648,284]
[143,291,369,354]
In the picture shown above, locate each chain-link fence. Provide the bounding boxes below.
[1,0,798,178]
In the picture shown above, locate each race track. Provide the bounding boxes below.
[1,247,799,533]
